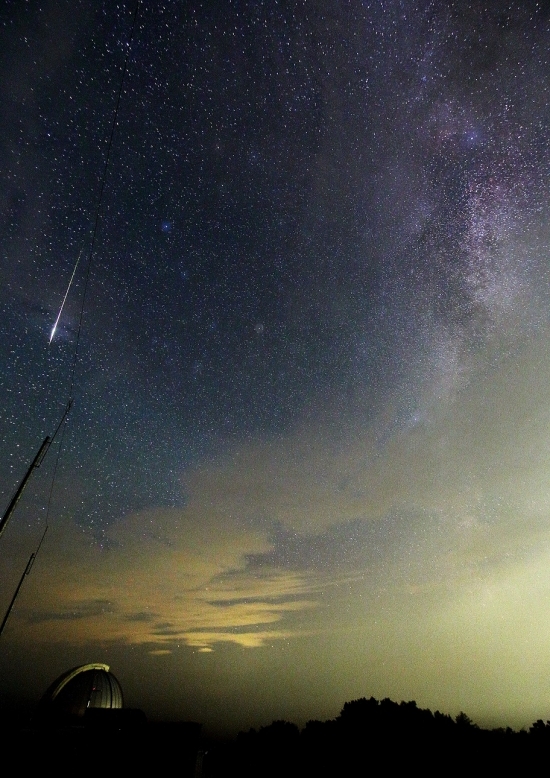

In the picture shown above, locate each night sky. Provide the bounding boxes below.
[2,0,550,736]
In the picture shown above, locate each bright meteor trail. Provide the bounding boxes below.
[49,250,82,344]
[5,0,550,739]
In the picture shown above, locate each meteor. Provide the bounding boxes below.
[49,250,82,344]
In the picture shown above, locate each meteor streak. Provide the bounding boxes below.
[49,250,82,344]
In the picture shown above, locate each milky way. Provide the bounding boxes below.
[1,1,550,734]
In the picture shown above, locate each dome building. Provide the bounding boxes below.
[39,663,123,721]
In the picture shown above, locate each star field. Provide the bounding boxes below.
[2,0,550,735]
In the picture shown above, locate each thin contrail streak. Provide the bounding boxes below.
[49,250,83,344]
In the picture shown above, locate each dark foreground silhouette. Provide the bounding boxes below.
[1,709,200,777]
[204,697,550,777]
[4,696,550,776]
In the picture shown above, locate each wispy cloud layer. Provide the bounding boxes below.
[7,329,550,680]
[13,508,318,651]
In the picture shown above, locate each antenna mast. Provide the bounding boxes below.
[0,400,72,544]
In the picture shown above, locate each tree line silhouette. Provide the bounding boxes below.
[205,696,550,776]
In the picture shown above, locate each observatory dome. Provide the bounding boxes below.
[40,663,123,719]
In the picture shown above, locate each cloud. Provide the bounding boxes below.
[28,599,116,624]
[7,328,550,662]
[12,507,319,651]
[177,326,550,542]
[125,611,156,623]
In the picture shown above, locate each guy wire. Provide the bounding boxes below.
[68,0,141,399]
[0,2,141,637]
[52,0,141,526]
